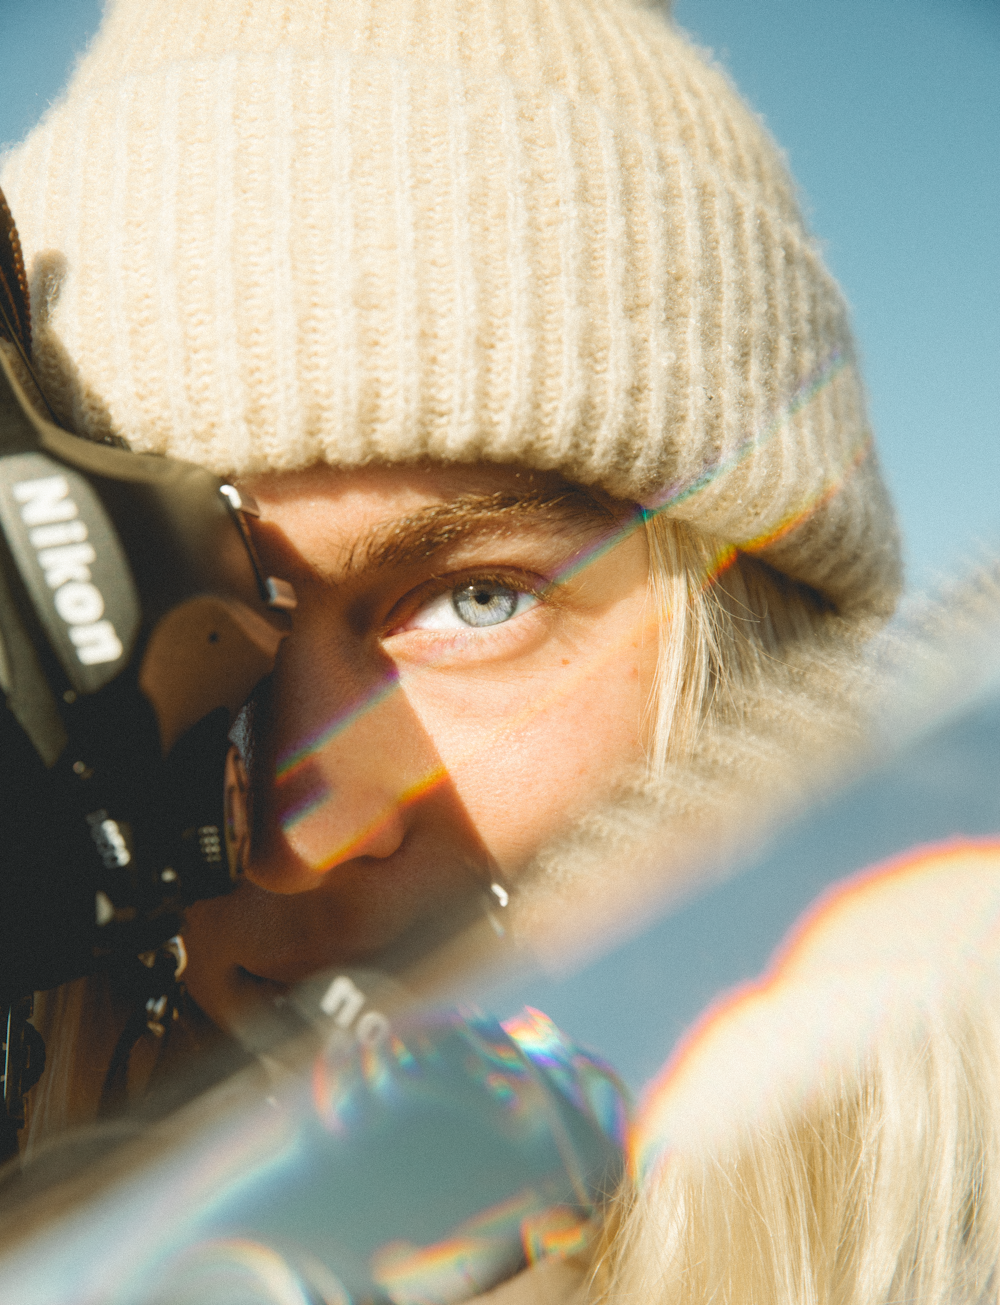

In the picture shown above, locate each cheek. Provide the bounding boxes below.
[401,626,650,868]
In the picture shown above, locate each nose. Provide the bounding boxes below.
[243,666,445,895]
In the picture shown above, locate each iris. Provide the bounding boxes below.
[452,582,520,627]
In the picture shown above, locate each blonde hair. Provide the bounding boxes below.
[643,513,835,770]
[592,979,1000,1305]
[590,838,1000,1305]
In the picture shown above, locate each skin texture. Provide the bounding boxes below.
[181,462,655,1031]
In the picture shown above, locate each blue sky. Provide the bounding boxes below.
[672,0,1000,594]
[1,0,997,592]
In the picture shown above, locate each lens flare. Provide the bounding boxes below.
[640,348,849,514]
[303,1009,627,1300]
[276,669,400,783]
[270,351,869,874]
[149,1239,329,1305]
[630,836,1000,1184]
[295,764,449,871]
[504,1007,630,1150]
[739,432,872,555]
[370,1189,546,1304]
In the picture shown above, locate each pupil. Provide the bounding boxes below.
[453,583,517,628]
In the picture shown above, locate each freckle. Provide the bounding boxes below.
[561,658,570,666]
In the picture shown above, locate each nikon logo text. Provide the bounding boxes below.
[13,474,124,666]
[319,975,391,1047]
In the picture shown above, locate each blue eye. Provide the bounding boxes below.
[408,582,538,632]
[453,582,519,627]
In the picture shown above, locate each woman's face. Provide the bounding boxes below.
[181,461,655,1029]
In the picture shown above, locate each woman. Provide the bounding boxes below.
[0,0,900,1292]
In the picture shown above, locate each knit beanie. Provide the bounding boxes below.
[0,0,900,618]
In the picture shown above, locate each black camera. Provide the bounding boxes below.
[0,189,293,1143]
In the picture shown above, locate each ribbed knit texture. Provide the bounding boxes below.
[0,0,900,616]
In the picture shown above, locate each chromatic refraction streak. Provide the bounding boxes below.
[279,786,331,829]
[305,765,449,873]
[640,348,849,513]
[739,432,872,555]
[273,354,865,865]
[278,603,661,866]
[276,668,400,784]
[629,836,1000,1184]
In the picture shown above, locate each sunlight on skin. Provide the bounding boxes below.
[286,612,661,874]
[264,401,869,854]
[239,465,658,891]
[269,507,649,785]
[179,463,658,1027]
[179,400,861,1029]
[299,765,451,873]
[260,350,867,868]
[274,525,743,877]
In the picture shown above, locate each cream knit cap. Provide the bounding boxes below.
[0,0,900,616]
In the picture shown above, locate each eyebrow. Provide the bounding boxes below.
[339,486,623,579]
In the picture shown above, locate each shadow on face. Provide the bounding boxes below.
[182,462,654,1032]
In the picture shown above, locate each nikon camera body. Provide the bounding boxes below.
[0,189,294,1148]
